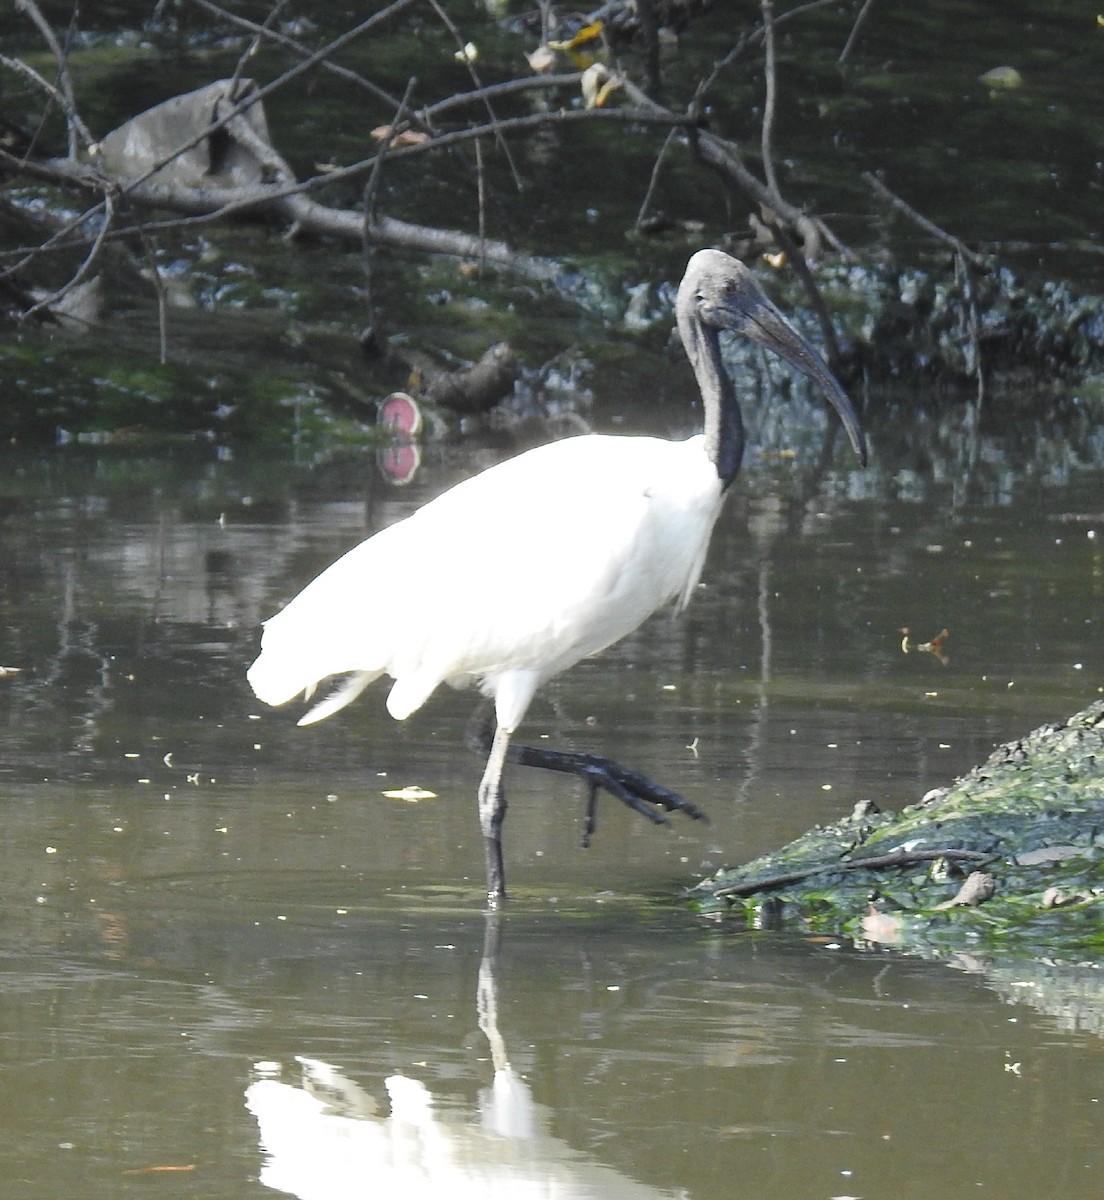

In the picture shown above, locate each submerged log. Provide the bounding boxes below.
[409,342,519,416]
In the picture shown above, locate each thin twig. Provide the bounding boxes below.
[696,0,840,104]
[13,0,94,155]
[862,171,989,266]
[226,0,289,99]
[136,228,170,363]
[839,0,877,65]
[426,0,524,192]
[635,127,677,231]
[475,134,486,275]
[20,187,115,322]
[760,0,782,199]
[190,0,425,129]
[362,76,418,341]
[635,0,662,98]
[762,214,840,361]
[415,72,583,122]
[0,51,93,154]
[616,70,843,259]
[363,77,418,226]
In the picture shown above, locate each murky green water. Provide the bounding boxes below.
[1,415,1102,1199]
[4,4,1104,1196]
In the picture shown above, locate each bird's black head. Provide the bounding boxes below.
[681,249,767,334]
[677,249,868,468]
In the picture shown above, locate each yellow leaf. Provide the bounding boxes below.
[594,77,621,108]
[548,20,603,53]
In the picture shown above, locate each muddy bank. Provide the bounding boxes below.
[693,698,1104,963]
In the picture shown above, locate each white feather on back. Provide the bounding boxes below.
[247,432,725,729]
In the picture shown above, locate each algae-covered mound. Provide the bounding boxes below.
[693,700,1104,961]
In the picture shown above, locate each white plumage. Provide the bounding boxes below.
[248,433,722,732]
[248,249,867,901]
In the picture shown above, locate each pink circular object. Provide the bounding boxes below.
[377,391,423,437]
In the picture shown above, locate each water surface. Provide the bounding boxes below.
[1,415,1101,1199]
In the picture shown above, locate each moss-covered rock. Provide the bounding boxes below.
[693,699,1104,961]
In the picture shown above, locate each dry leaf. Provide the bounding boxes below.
[979,65,1023,90]
[581,63,621,109]
[526,45,556,73]
[370,126,430,147]
[121,1165,197,1175]
[381,785,438,802]
[900,627,950,665]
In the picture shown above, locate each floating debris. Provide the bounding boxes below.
[900,627,950,665]
[381,785,438,802]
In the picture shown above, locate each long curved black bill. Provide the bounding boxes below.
[743,300,868,468]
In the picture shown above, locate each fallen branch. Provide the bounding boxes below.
[2,148,559,283]
[709,847,993,898]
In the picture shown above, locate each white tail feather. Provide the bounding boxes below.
[297,671,379,726]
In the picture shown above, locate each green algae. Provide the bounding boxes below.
[693,699,1104,961]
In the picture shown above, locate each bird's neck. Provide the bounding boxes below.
[683,318,745,489]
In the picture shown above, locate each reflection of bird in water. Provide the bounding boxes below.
[245,916,677,1199]
[247,249,867,902]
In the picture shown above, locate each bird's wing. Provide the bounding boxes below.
[384,434,723,688]
[248,434,723,723]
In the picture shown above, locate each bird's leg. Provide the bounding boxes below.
[478,724,511,905]
[582,782,599,848]
[466,706,707,849]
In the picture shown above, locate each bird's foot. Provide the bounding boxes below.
[575,753,707,847]
[464,707,707,849]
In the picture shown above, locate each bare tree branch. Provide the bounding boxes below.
[862,171,989,267]
[225,0,290,99]
[13,0,94,155]
[635,127,678,231]
[190,0,428,130]
[426,0,524,192]
[759,0,782,200]
[1,150,558,282]
[839,0,878,65]
[362,76,420,344]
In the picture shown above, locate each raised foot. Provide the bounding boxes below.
[573,752,707,847]
[464,707,707,850]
